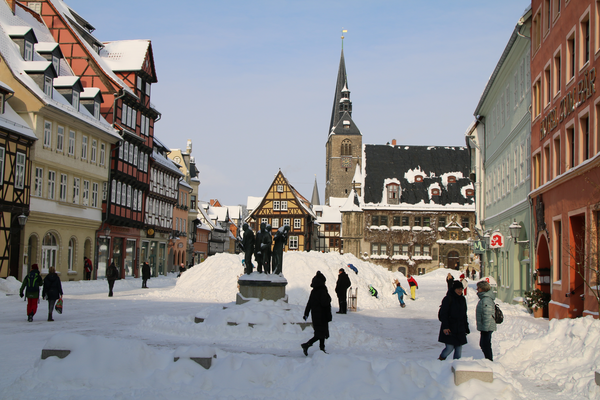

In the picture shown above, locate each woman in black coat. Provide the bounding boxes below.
[42,267,63,321]
[438,280,470,360]
[302,271,332,355]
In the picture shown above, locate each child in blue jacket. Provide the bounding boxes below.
[392,282,407,307]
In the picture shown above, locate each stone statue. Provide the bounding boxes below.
[261,224,273,274]
[271,225,290,275]
[241,223,255,274]
[254,222,265,273]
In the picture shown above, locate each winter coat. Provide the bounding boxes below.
[304,272,332,339]
[476,290,497,332]
[392,286,407,301]
[335,271,351,297]
[407,276,418,288]
[107,263,119,281]
[141,263,150,280]
[19,270,42,299]
[438,289,469,346]
[42,272,63,301]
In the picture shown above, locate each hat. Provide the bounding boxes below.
[452,281,463,290]
[31,264,39,270]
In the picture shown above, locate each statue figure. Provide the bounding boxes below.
[271,225,290,275]
[261,224,273,274]
[241,223,255,274]
[254,222,265,273]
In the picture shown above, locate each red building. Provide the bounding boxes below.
[530,0,600,319]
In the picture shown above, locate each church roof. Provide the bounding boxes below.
[362,145,474,209]
[329,49,348,133]
[330,111,361,136]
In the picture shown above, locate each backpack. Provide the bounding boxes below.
[494,303,504,324]
[26,271,41,292]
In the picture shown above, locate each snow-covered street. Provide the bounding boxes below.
[1,252,598,399]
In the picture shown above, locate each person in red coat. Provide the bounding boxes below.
[407,275,418,300]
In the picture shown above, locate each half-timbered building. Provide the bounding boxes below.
[0,81,37,279]
[247,171,316,252]
[31,0,159,278]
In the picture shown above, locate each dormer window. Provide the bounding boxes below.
[432,188,440,196]
[24,41,33,61]
[387,183,399,205]
[466,189,474,197]
[72,90,79,110]
[93,101,100,119]
[44,76,53,97]
[52,56,60,75]
[415,175,423,182]
[448,175,456,183]
[28,2,42,14]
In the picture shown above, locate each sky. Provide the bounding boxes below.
[63,0,531,207]
[1,252,598,399]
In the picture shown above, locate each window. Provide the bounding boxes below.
[289,236,298,249]
[553,219,562,282]
[387,184,399,204]
[68,131,75,156]
[123,142,129,163]
[146,82,151,98]
[273,200,280,211]
[28,2,41,14]
[533,78,542,118]
[91,140,97,163]
[402,245,409,256]
[92,182,98,208]
[47,171,55,199]
[581,15,590,67]
[567,33,575,81]
[133,146,138,167]
[294,218,301,229]
[581,115,590,161]
[272,218,280,229]
[138,191,142,211]
[341,139,352,156]
[72,90,79,110]
[431,188,440,196]
[82,180,89,206]
[553,0,560,21]
[544,144,551,183]
[190,195,196,210]
[129,142,133,162]
[41,233,58,272]
[461,217,470,229]
[423,245,430,257]
[415,175,423,182]
[44,121,52,147]
[438,217,446,227]
[414,245,421,256]
[283,218,290,227]
[73,177,80,204]
[371,243,379,255]
[59,174,67,201]
[67,238,75,272]
[281,200,288,211]
[393,216,400,226]
[127,185,132,208]
[137,76,143,91]
[15,152,26,189]
[566,126,575,169]
[116,182,121,205]
[544,0,551,34]
[81,136,88,160]
[447,176,456,183]
[100,143,105,166]
[277,185,284,192]
[44,76,52,97]
[94,101,100,119]
[414,216,421,226]
[553,136,561,177]
[554,51,561,96]
[24,40,33,61]
[533,10,541,51]
[34,167,43,197]
[0,147,5,185]
[423,217,430,227]
[121,183,127,205]
[544,64,551,106]
[57,126,64,152]
[402,216,409,226]
[141,115,146,135]
[393,244,400,255]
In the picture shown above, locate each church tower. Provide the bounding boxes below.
[325,40,362,205]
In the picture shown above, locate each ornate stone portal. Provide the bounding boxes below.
[236,273,288,304]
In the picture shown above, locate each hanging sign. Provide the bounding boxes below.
[489,232,504,249]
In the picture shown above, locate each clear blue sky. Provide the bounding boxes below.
[65,0,530,207]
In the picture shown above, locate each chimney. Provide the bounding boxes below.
[392,139,397,146]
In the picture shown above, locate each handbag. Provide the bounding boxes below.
[55,297,63,314]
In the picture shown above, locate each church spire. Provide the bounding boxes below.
[329,34,352,134]
[311,175,320,206]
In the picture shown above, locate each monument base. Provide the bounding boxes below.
[237,274,288,304]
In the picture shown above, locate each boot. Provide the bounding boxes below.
[48,313,54,322]
[28,314,33,322]
[301,343,309,356]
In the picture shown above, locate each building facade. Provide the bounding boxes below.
[530,0,600,319]
[469,7,534,305]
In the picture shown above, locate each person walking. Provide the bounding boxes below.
[407,275,418,300]
[19,264,43,322]
[438,281,470,360]
[84,256,93,280]
[42,267,63,321]
[335,268,351,314]
[301,271,332,355]
[141,262,150,288]
[476,280,497,361]
[392,282,407,307]
[471,268,477,280]
[107,261,118,297]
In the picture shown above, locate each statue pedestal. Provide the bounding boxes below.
[237,274,288,304]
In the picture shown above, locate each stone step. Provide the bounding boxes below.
[451,362,493,385]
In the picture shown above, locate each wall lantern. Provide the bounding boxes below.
[17,213,28,227]
[509,219,521,244]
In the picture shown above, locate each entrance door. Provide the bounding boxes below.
[570,215,585,318]
[447,251,460,270]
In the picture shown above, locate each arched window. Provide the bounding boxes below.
[341,139,352,156]
[387,183,399,204]
[42,233,58,272]
[67,238,76,271]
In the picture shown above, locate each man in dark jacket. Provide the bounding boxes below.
[241,223,255,274]
[301,271,332,355]
[438,280,470,360]
[84,256,93,280]
[107,261,119,297]
[335,268,351,314]
[19,264,43,322]
[141,262,150,288]
[42,266,63,321]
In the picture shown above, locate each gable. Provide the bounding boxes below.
[250,171,315,219]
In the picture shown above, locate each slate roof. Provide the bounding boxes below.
[329,49,348,134]
[362,145,474,208]
[331,111,361,136]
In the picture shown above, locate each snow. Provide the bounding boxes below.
[1,251,599,399]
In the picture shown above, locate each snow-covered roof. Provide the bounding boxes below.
[340,189,363,212]
[0,80,14,93]
[53,76,80,87]
[80,87,101,99]
[4,25,31,36]
[179,178,192,190]
[150,150,183,177]
[101,39,150,71]
[226,205,242,220]
[22,60,51,72]
[0,100,37,140]
[314,204,342,224]
[246,196,262,212]
[34,42,59,53]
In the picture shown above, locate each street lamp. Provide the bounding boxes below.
[17,213,28,227]
[509,220,521,244]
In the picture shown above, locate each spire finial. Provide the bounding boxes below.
[341,28,347,49]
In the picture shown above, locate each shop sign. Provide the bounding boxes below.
[489,232,504,249]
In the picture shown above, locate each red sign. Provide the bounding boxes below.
[489,232,504,248]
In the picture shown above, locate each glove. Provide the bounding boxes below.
[303,315,308,321]
[20,293,23,298]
